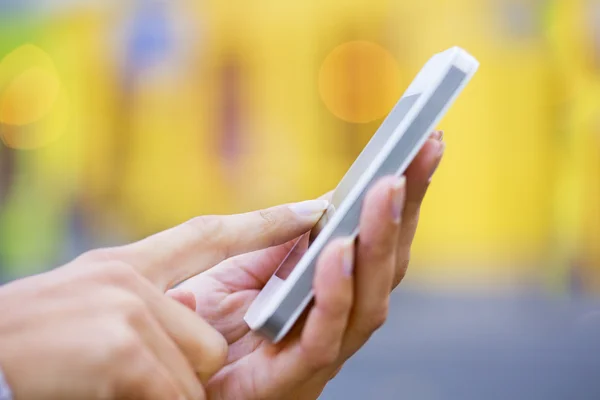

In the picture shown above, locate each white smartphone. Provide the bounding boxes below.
[244,46,479,343]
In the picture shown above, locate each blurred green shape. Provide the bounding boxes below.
[0,13,68,280]
[0,11,41,53]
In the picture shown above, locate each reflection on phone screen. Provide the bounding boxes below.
[274,233,310,280]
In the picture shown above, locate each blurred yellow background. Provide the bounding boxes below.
[0,0,599,294]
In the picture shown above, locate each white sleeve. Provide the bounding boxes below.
[0,368,12,400]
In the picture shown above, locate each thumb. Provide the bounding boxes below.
[117,199,329,290]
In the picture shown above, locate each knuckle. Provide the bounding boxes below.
[110,329,144,362]
[105,262,139,287]
[258,209,278,230]
[190,326,229,382]
[394,253,411,287]
[316,346,340,369]
[360,238,390,261]
[79,247,119,264]
[186,215,222,239]
[184,215,224,256]
[89,324,145,395]
[319,292,352,318]
[120,297,151,327]
[354,303,390,342]
[368,303,390,332]
[75,249,142,289]
[304,342,341,371]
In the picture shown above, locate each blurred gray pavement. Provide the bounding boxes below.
[321,287,600,400]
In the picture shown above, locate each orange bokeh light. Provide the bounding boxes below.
[318,41,402,124]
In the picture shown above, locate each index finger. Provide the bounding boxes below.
[114,200,329,290]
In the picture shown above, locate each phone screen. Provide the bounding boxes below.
[274,92,422,281]
[310,93,421,240]
[330,93,421,209]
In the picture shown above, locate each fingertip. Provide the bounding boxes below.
[196,330,229,383]
[318,190,334,202]
[430,130,444,142]
[406,138,444,182]
[288,199,329,220]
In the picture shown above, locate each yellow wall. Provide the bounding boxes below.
[1,1,598,292]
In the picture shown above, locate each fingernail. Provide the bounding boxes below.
[430,130,443,141]
[428,141,446,183]
[391,176,406,223]
[289,199,329,217]
[438,140,446,155]
[342,238,355,277]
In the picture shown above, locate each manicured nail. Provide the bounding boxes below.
[289,199,329,217]
[342,238,355,277]
[391,176,406,223]
[428,141,446,183]
[430,130,443,141]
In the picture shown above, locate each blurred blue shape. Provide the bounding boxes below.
[0,0,26,13]
[124,0,173,74]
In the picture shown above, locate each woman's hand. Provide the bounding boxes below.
[0,197,331,400]
[173,132,445,399]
